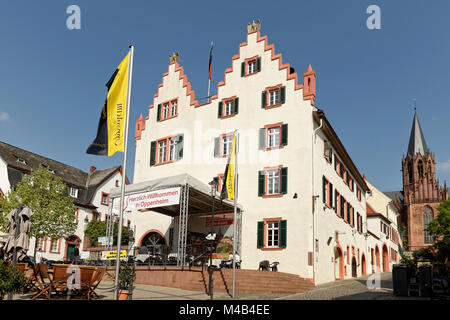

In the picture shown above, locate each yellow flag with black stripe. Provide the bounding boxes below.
[87,52,130,156]
[221,134,236,200]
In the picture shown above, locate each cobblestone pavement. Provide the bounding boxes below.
[13,272,429,300]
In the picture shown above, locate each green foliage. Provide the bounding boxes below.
[0,166,77,240]
[0,260,27,299]
[426,199,450,264]
[117,262,136,290]
[84,219,130,247]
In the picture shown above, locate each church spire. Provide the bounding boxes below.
[407,107,429,157]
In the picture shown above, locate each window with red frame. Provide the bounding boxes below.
[335,190,341,217]
[150,134,184,166]
[157,99,178,121]
[261,85,285,109]
[258,167,288,197]
[218,97,239,118]
[324,141,332,164]
[101,192,109,206]
[241,56,261,76]
[357,187,361,201]
[256,219,287,249]
[322,176,333,208]
[259,123,288,150]
[214,133,234,158]
[50,239,59,252]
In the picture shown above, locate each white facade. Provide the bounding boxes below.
[129,29,387,284]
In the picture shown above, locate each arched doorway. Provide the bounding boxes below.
[65,235,81,261]
[375,245,381,273]
[138,230,167,255]
[361,254,367,276]
[382,244,389,272]
[334,246,344,280]
[351,257,357,278]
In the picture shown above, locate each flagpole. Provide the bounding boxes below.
[113,45,134,300]
[232,129,239,298]
[208,41,213,102]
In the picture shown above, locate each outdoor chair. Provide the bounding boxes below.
[77,266,96,300]
[24,263,40,293]
[31,264,70,300]
[87,267,106,299]
[270,262,279,272]
[258,260,270,271]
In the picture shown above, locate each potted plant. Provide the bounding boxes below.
[117,262,136,300]
[0,260,27,300]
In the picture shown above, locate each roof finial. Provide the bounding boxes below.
[413,98,416,112]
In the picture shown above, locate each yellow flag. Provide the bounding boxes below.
[107,53,130,156]
[225,135,236,200]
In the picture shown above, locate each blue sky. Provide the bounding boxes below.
[0,0,449,191]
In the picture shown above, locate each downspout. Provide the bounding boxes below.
[312,118,323,283]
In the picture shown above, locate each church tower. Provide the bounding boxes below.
[401,110,448,251]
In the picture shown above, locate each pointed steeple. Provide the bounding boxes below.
[407,109,429,156]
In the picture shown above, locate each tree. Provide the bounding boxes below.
[84,219,129,247]
[426,198,450,264]
[0,166,77,259]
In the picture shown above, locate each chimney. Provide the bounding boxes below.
[90,166,96,173]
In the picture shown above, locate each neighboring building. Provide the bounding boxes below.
[385,111,448,252]
[365,180,403,273]
[125,24,389,285]
[0,141,128,261]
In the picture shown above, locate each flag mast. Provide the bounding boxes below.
[113,44,134,300]
[232,129,239,298]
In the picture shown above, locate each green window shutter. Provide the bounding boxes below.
[351,179,354,191]
[256,57,261,72]
[175,134,184,160]
[329,183,333,207]
[234,97,239,115]
[218,101,223,118]
[347,202,351,223]
[258,170,265,197]
[334,190,338,213]
[157,104,162,122]
[279,220,287,248]
[281,124,288,146]
[150,141,157,166]
[322,176,326,204]
[213,137,220,158]
[334,155,337,171]
[241,62,245,77]
[280,86,286,104]
[280,167,288,194]
[340,195,345,218]
[261,91,267,108]
[259,128,266,150]
[257,221,264,248]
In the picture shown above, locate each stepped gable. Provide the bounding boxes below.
[142,29,316,126]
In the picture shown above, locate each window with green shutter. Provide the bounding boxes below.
[257,221,264,248]
[281,124,288,146]
[280,220,287,248]
[218,101,223,118]
[234,97,239,115]
[261,91,267,108]
[241,62,245,77]
[280,167,288,194]
[150,141,156,166]
[258,170,265,196]
[157,104,162,122]
[280,86,286,104]
[256,57,261,72]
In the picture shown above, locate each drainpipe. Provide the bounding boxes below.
[312,118,323,283]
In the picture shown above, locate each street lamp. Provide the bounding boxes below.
[208,178,218,300]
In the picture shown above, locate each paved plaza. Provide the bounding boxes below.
[13,272,428,300]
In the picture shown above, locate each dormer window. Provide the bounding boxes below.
[16,158,27,165]
[69,187,78,198]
